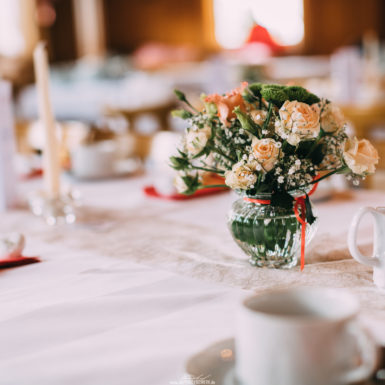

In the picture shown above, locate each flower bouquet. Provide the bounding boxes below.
[170,82,379,269]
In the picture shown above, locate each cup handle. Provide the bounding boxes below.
[348,207,381,268]
[338,323,378,384]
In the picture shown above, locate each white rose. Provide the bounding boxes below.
[343,137,379,175]
[251,138,280,172]
[277,100,320,145]
[320,102,346,133]
[185,125,212,156]
[225,161,257,190]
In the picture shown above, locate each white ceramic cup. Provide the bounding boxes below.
[348,206,385,289]
[71,141,118,179]
[235,288,377,385]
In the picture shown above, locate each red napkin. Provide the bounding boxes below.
[143,185,228,200]
[20,169,43,180]
[0,255,40,269]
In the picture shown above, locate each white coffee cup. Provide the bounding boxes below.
[235,288,377,385]
[71,141,117,179]
[349,207,385,289]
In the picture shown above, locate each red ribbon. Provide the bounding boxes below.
[293,198,307,270]
[243,197,271,205]
[243,176,319,270]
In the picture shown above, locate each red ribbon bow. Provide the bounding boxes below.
[243,177,319,271]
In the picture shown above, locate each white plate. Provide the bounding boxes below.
[185,338,381,385]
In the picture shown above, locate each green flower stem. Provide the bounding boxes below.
[307,165,348,185]
[188,104,199,113]
[190,165,225,175]
[200,184,228,189]
[306,131,325,157]
[256,173,262,190]
[174,90,199,112]
[212,147,237,163]
[262,102,273,131]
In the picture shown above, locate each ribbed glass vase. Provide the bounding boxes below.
[227,193,318,269]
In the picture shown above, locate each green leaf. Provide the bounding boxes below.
[171,109,193,119]
[285,86,320,105]
[242,89,258,103]
[260,85,287,108]
[282,141,296,155]
[297,140,316,158]
[258,84,320,107]
[284,85,305,101]
[169,151,190,170]
[206,102,217,115]
[304,92,321,105]
[174,89,188,103]
[181,174,201,195]
[248,83,263,98]
[336,165,350,174]
[233,106,260,137]
[173,89,197,111]
[319,128,327,137]
[271,190,294,209]
[191,145,211,159]
[305,195,317,224]
[262,102,273,131]
[310,144,325,165]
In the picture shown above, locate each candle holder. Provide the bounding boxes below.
[28,189,80,225]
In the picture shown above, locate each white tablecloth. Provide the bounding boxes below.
[0,176,384,385]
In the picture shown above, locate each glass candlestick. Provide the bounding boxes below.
[28,189,80,225]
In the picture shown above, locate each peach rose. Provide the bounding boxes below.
[185,125,211,156]
[343,137,379,175]
[251,138,280,171]
[205,82,248,127]
[277,100,320,145]
[320,102,346,133]
[225,161,257,190]
[250,109,267,126]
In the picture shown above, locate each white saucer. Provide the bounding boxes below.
[185,338,381,385]
[68,157,142,180]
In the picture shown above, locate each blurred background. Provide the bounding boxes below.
[1,0,385,190]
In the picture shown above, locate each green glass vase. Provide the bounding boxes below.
[227,193,318,269]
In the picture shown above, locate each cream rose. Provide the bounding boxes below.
[185,125,211,156]
[343,137,379,175]
[277,100,320,145]
[225,162,257,190]
[320,102,346,133]
[251,138,280,171]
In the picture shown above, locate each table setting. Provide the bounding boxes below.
[1,41,385,385]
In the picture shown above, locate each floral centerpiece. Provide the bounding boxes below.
[170,83,379,269]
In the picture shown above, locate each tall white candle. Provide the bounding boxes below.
[33,42,60,198]
[0,80,17,211]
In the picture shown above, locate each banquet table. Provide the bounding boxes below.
[0,175,384,385]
